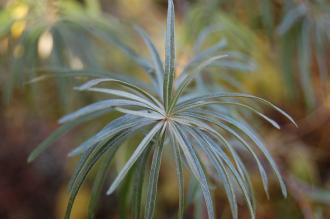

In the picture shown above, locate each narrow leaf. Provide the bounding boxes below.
[107,122,163,195]
[163,0,176,110]
[28,110,107,162]
[144,133,165,219]
[134,26,164,95]
[132,148,152,219]
[88,144,118,219]
[170,123,215,219]
[170,136,185,219]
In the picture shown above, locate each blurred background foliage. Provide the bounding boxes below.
[0,0,329,219]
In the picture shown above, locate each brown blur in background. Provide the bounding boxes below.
[0,0,329,218]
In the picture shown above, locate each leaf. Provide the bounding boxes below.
[280,30,297,99]
[193,25,224,52]
[181,38,227,76]
[169,55,228,113]
[315,24,328,82]
[27,67,152,92]
[28,110,108,162]
[210,59,256,72]
[68,122,148,193]
[175,113,270,199]
[107,122,163,195]
[65,130,130,219]
[215,74,245,91]
[170,123,215,219]
[163,0,176,111]
[68,116,152,156]
[134,26,164,96]
[114,108,164,120]
[186,113,270,194]
[83,87,162,112]
[182,121,255,217]
[170,135,185,219]
[86,24,153,73]
[144,133,165,219]
[211,101,281,129]
[175,92,297,126]
[259,0,274,36]
[59,99,145,124]
[298,19,315,107]
[88,143,118,219]
[118,166,133,219]
[50,26,70,108]
[132,147,152,219]
[277,4,306,35]
[203,133,256,218]
[200,110,288,197]
[186,127,238,219]
[76,78,163,109]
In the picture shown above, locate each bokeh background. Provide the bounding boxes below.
[0,0,329,218]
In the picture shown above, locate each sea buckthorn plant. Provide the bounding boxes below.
[28,0,296,218]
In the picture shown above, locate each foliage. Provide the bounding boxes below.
[0,0,139,108]
[277,0,330,107]
[29,1,296,219]
[182,7,258,93]
[184,0,330,109]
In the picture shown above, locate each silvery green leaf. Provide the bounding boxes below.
[83,87,163,112]
[169,133,184,219]
[176,114,270,198]
[59,99,145,124]
[29,67,153,92]
[180,38,227,77]
[76,78,163,109]
[134,26,164,95]
[298,19,315,107]
[213,101,281,129]
[144,133,165,219]
[193,25,224,52]
[185,127,238,219]
[132,148,152,219]
[107,122,163,195]
[163,0,176,110]
[88,145,118,219]
[87,25,154,73]
[114,108,164,120]
[170,123,215,219]
[169,55,228,112]
[202,133,256,218]
[28,110,108,162]
[216,74,245,92]
[175,92,297,126]
[186,116,269,197]
[65,130,130,219]
[210,59,256,72]
[277,4,307,35]
[198,110,287,197]
[68,116,152,156]
[315,24,328,82]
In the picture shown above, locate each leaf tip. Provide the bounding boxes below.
[58,115,70,124]
[292,120,298,128]
[106,187,114,195]
[73,86,84,91]
[67,150,78,157]
[58,117,67,124]
[265,191,270,200]
[27,154,35,163]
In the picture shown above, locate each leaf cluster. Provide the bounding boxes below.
[29,1,296,219]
